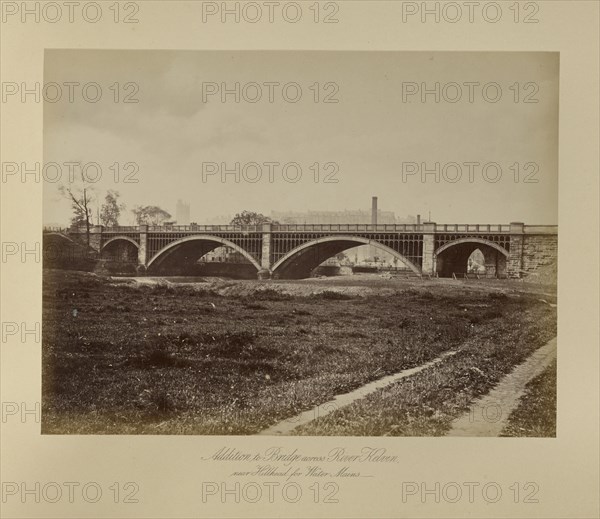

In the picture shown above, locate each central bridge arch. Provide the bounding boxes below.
[146,235,261,274]
[271,235,421,279]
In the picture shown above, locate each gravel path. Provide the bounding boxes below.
[447,337,557,437]
[258,350,458,436]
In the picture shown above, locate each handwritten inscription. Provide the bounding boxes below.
[204,446,399,480]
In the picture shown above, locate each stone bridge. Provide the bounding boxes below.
[43,222,558,279]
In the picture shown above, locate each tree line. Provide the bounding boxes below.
[60,176,275,246]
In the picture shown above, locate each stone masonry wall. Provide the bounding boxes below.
[522,235,558,273]
[507,234,524,278]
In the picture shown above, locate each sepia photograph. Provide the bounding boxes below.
[3,2,600,518]
[40,50,559,437]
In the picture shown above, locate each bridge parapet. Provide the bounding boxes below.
[43,226,70,233]
[272,223,425,232]
[435,224,510,233]
[522,225,559,234]
[51,223,558,235]
[102,226,140,233]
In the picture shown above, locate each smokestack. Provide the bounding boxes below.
[417,214,421,225]
[371,196,378,225]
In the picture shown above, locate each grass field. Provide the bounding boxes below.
[41,269,557,435]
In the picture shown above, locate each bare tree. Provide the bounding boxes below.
[59,173,95,248]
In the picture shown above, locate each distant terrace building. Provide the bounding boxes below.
[204,214,233,225]
[270,209,414,225]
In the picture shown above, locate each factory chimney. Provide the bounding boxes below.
[371,196,378,225]
[417,214,421,225]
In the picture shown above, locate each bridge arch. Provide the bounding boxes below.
[43,231,94,266]
[146,235,262,273]
[101,236,139,251]
[435,237,509,257]
[43,232,79,260]
[434,237,508,278]
[44,231,77,243]
[271,235,421,279]
[101,236,139,263]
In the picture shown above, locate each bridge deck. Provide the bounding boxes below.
[45,224,558,234]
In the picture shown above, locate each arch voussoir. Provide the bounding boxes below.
[101,236,140,250]
[435,237,509,257]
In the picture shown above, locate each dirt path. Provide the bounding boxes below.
[258,350,458,436]
[447,337,557,437]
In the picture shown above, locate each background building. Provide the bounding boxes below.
[270,209,416,226]
[176,200,190,225]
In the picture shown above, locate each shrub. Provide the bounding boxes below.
[105,262,137,275]
[149,390,176,415]
[253,288,292,301]
[315,290,354,300]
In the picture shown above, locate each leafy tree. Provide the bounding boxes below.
[132,205,172,225]
[230,211,277,226]
[100,190,125,227]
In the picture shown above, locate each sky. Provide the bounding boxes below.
[43,50,559,226]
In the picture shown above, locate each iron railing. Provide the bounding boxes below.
[434,224,510,233]
[45,224,558,234]
[271,223,424,232]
